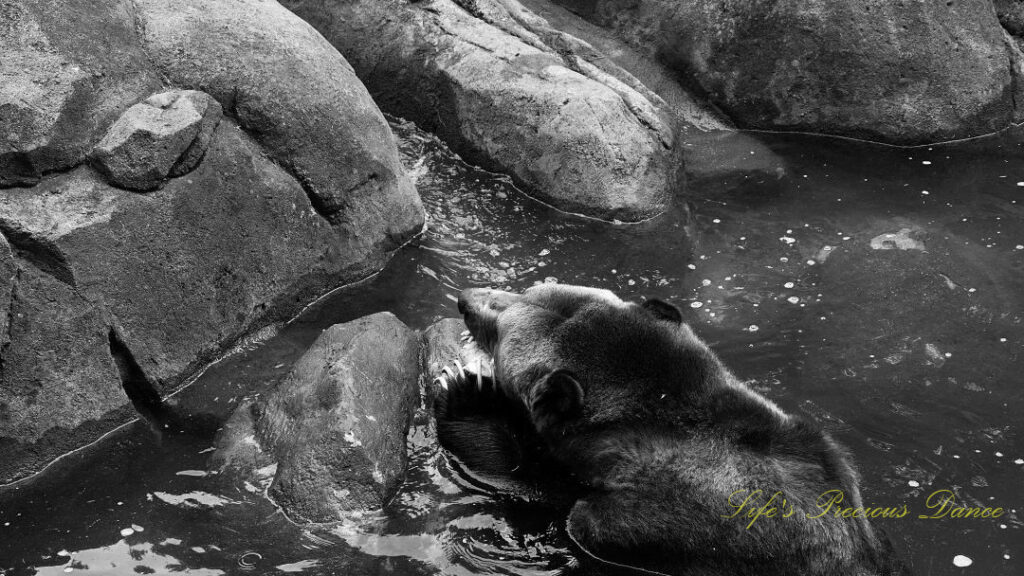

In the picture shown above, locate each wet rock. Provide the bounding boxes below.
[283,0,681,222]
[0,121,407,485]
[91,90,222,191]
[0,0,425,485]
[213,313,420,523]
[684,131,788,186]
[554,0,1019,144]
[135,0,424,239]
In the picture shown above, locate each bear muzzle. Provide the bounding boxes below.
[458,288,519,354]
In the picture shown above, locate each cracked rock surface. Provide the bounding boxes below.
[283,0,682,222]
[0,0,425,485]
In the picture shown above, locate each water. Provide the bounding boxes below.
[1,119,1022,575]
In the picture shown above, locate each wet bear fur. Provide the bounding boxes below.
[434,284,904,576]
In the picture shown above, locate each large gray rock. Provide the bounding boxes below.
[0,121,416,484]
[554,0,1023,144]
[0,0,425,485]
[136,0,424,239]
[213,313,420,524]
[91,90,222,191]
[283,0,682,222]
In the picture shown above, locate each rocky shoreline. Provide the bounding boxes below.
[4,0,1024,485]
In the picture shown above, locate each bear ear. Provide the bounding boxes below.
[641,298,683,324]
[530,369,584,431]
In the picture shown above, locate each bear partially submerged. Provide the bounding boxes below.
[434,284,903,575]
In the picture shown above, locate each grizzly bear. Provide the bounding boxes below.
[434,284,904,576]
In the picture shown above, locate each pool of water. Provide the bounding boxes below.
[1,119,1021,575]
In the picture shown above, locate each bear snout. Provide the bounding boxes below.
[458,288,518,316]
[459,288,520,352]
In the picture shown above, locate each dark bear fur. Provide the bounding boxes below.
[434,284,905,576]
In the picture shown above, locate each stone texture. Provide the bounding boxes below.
[282,0,682,222]
[0,0,161,186]
[213,313,421,523]
[554,0,1021,144]
[91,90,223,191]
[0,0,425,485]
[135,0,424,241]
[0,119,414,485]
[996,0,1024,37]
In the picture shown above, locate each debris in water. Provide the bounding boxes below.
[924,343,946,366]
[787,296,800,304]
[748,325,759,332]
[784,282,795,289]
[870,228,925,251]
[907,480,920,488]
[952,555,972,567]
[690,302,703,309]
[120,528,134,538]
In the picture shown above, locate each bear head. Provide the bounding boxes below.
[458,283,730,439]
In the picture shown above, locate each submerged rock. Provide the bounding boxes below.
[554,0,1023,144]
[283,0,681,222]
[870,228,926,252]
[213,313,420,523]
[91,90,222,191]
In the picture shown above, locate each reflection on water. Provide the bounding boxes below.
[1,119,1022,575]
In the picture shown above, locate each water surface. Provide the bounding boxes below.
[1,120,1021,575]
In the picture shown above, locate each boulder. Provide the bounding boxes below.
[91,90,222,191]
[135,0,424,240]
[212,313,421,523]
[0,0,425,485]
[282,0,682,222]
[0,120,416,484]
[554,0,1022,144]
[684,130,788,187]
